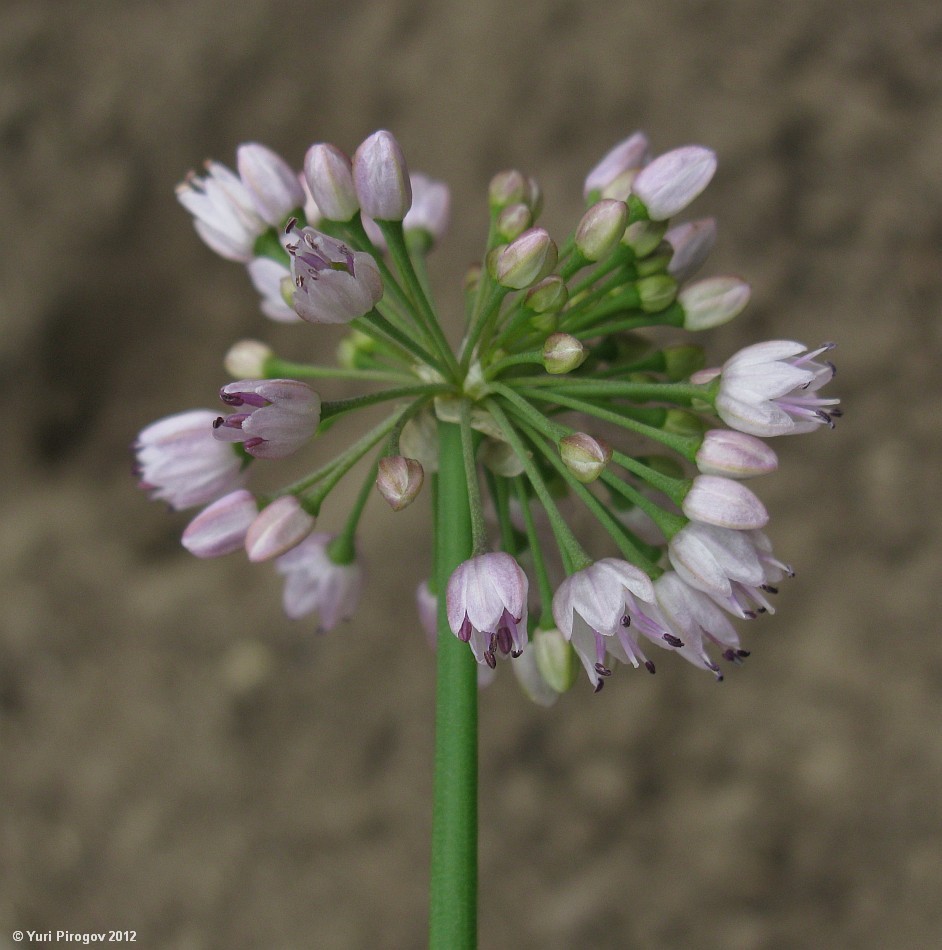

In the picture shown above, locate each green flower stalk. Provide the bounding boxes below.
[139,128,842,948]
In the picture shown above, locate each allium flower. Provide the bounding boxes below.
[236,143,305,227]
[176,161,267,262]
[353,130,412,221]
[213,379,321,460]
[665,218,717,282]
[303,142,359,222]
[668,522,791,619]
[631,145,717,221]
[583,131,650,200]
[446,553,528,668]
[654,571,747,679]
[552,559,681,690]
[275,532,364,627]
[247,257,299,323]
[699,341,841,437]
[404,173,451,243]
[682,474,769,530]
[135,409,244,510]
[245,495,315,562]
[695,429,778,479]
[287,226,383,324]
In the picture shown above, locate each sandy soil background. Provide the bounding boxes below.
[2,1,941,947]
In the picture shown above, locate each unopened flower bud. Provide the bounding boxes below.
[496,203,532,241]
[682,474,769,530]
[679,276,751,330]
[533,626,578,693]
[182,490,258,558]
[524,176,543,218]
[225,340,273,378]
[622,219,667,257]
[542,333,587,375]
[495,228,557,290]
[559,432,612,483]
[488,170,528,210]
[463,263,482,295]
[632,146,717,221]
[637,274,678,313]
[303,143,359,222]
[352,130,412,221]
[245,495,315,562]
[662,345,706,381]
[665,217,716,281]
[376,456,425,511]
[584,132,650,200]
[336,329,377,369]
[236,143,305,227]
[403,173,450,245]
[511,644,561,707]
[696,429,778,479]
[575,199,628,261]
[525,276,568,314]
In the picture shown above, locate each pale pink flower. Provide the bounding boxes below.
[182,489,257,558]
[275,533,364,628]
[135,409,244,510]
[632,146,717,221]
[353,130,412,221]
[552,559,681,690]
[213,379,320,460]
[245,495,315,562]
[446,553,529,668]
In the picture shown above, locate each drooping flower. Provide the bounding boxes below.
[552,559,681,690]
[376,456,425,511]
[695,429,778,479]
[667,522,791,619]
[275,532,364,628]
[682,474,769,530]
[665,217,716,282]
[696,341,841,437]
[654,571,748,679]
[446,553,529,668]
[246,257,299,323]
[287,225,383,324]
[213,379,321,460]
[236,143,305,228]
[135,409,245,510]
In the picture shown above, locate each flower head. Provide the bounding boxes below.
[446,553,528,668]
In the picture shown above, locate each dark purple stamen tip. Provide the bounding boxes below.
[664,633,684,648]
[511,649,522,658]
[457,616,473,643]
[220,392,245,406]
[757,607,768,614]
[594,662,612,677]
[761,585,779,594]
[620,614,631,627]
[644,660,656,674]
[743,610,758,620]
[593,679,605,693]
[736,649,750,658]
[284,216,298,234]
[484,651,497,670]
[212,416,224,429]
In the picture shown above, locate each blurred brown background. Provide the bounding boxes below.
[2,1,941,947]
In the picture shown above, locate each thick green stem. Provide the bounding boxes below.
[430,420,477,950]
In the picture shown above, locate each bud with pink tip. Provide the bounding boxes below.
[584,131,650,200]
[542,333,587,375]
[236,143,305,227]
[446,553,529,668]
[632,146,717,221]
[376,456,425,511]
[287,225,383,324]
[665,218,717,281]
[182,489,258,558]
[135,409,245,510]
[213,379,320,460]
[679,276,751,330]
[303,143,359,222]
[575,199,628,261]
[496,203,532,242]
[403,173,451,245]
[275,532,364,627]
[682,474,769,530]
[353,130,412,221]
[245,495,315,562]
[559,433,612,483]
[695,429,778,479]
[493,227,557,290]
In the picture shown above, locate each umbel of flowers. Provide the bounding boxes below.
[140,131,839,689]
